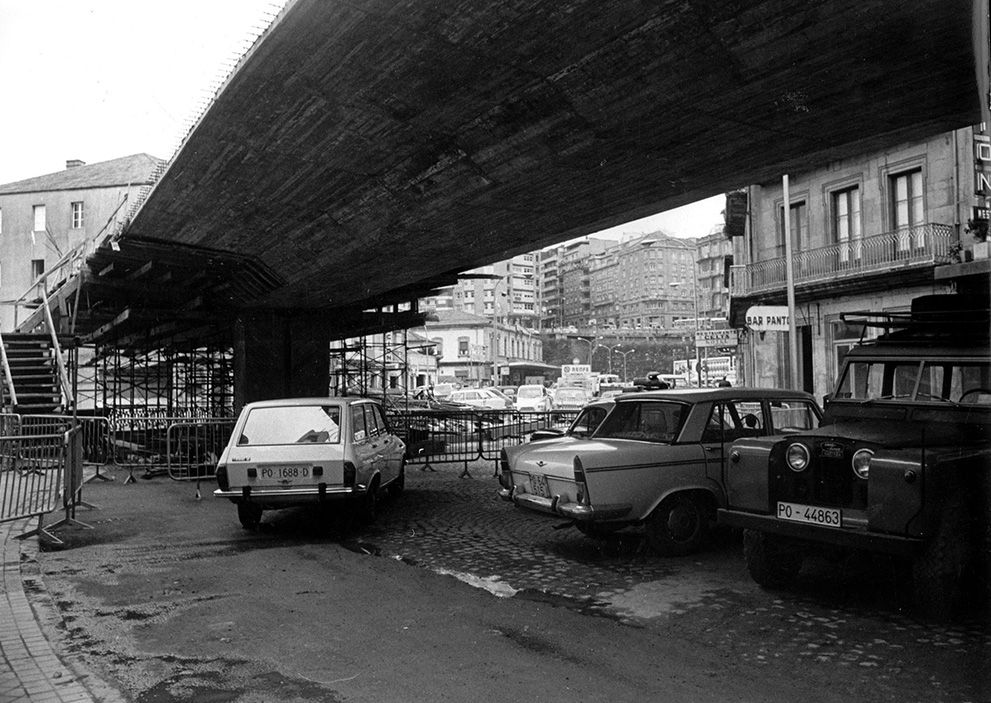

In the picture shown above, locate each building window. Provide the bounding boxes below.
[778,201,807,257]
[430,337,443,358]
[458,336,469,357]
[33,205,46,232]
[31,259,45,281]
[71,201,84,229]
[890,169,924,249]
[832,186,861,262]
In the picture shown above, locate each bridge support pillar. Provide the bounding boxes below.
[233,313,330,409]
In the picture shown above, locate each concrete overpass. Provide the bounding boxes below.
[34,0,985,402]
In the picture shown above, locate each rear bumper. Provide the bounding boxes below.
[717,509,922,557]
[499,486,632,521]
[214,484,361,505]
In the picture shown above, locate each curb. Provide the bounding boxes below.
[0,517,122,703]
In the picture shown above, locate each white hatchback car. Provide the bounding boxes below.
[448,388,513,409]
[214,397,406,529]
[514,384,553,412]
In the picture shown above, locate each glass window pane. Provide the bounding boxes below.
[239,405,342,445]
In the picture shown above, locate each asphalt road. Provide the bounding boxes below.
[29,461,990,702]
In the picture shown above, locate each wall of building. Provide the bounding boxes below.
[738,128,973,398]
[0,184,142,329]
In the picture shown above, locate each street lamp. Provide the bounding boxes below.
[614,348,635,382]
[570,335,596,365]
[670,269,701,386]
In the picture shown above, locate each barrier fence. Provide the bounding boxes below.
[0,407,582,518]
[166,419,237,481]
[387,408,580,477]
[0,429,86,544]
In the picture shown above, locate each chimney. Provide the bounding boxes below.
[65,159,85,169]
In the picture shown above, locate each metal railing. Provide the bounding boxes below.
[0,430,83,543]
[166,419,236,481]
[387,408,580,477]
[730,223,953,296]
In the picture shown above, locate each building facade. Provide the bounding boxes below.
[729,126,990,400]
[585,232,697,330]
[0,154,161,330]
[422,309,542,385]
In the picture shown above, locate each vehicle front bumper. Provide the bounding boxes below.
[498,486,632,521]
[215,484,362,505]
[717,509,922,557]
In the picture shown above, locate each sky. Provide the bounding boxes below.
[0,1,723,239]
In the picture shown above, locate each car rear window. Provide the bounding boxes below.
[595,400,686,443]
[238,405,342,445]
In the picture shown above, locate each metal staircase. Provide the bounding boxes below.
[0,333,69,414]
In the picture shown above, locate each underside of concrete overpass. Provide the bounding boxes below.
[21,0,985,404]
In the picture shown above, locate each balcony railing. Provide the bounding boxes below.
[730,223,953,297]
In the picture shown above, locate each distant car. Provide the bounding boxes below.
[498,388,821,555]
[495,385,518,400]
[551,387,590,411]
[214,397,406,529]
[449,388,513,409]
[432,382,458,400]
[515,384,553,412]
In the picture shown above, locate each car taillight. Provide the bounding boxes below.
[499,450,513,490]
[343,461,356,487]
[573,456,590,505]
[215,465,229,490]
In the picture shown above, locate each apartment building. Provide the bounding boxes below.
[729,126,990,399]
[586,232,697,330]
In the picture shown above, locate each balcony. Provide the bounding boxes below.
[730,223,953,297]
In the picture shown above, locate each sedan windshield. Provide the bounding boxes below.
[238,405,342,445]
[595,400,686,443]
[517,387,543,398]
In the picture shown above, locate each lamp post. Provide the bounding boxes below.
[670,268,702,386]
[615,348,635,382]
[570,335,596,365]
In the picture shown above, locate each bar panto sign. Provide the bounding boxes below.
[745,306,790,332]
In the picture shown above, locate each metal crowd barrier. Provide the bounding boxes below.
[0,428,88,544]
[21,414,114,482]
[386,408,580,477]
[166,419,235,481]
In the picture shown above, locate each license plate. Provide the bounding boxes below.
[260,466,310,481]
[529,473,549,498]
[776,501,841,527]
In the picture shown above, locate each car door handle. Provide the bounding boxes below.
[705,446,721,452]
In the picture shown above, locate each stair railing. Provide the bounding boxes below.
[0,329,18,408]
[39,276,74,412]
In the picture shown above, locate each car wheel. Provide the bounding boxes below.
[912,493,971,619]
[645,494,707,556]
[743,529,803,588]
[237,502,263,530]
[361,479,380,523]
[388,461,406,498]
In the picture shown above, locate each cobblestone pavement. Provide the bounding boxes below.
[358,460,990,702]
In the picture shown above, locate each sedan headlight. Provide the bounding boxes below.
[851,449,874,480]
[786,443,810,472]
